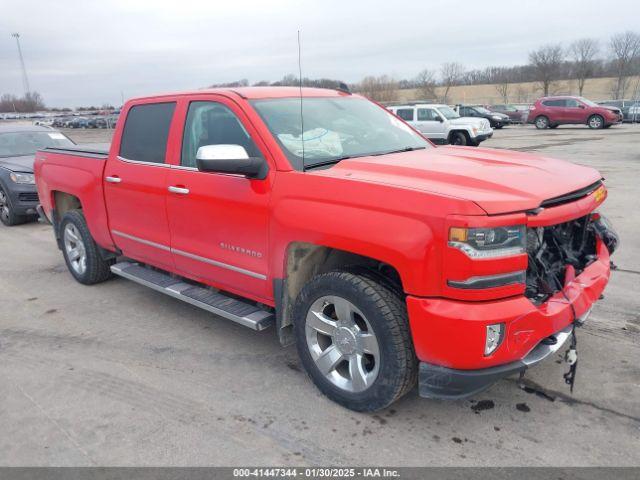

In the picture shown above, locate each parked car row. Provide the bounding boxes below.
[50,115,119,129]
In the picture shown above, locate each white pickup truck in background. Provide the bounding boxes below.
[388,103,493,146]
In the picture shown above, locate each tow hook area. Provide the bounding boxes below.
[563,325,579,392]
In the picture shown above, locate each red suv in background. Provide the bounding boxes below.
[529,96,623,129]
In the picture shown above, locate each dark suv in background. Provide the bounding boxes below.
[529,96,623,129]
[455,105,511,128]
[0,125,75,226]
[489,104,529,123]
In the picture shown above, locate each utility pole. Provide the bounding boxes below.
[11,33,31,95]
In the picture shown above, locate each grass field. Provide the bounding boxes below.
[396,75,640,104]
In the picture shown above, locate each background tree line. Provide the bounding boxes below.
[212,30,639,104]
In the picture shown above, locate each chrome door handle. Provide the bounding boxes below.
[168,186,190,195]
[105,176,122,183]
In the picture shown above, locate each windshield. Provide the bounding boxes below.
[251,97,431,170]
[438,106,459,119]
[578,97,598,107]
[0,131,74,157]
[474,107,492,114]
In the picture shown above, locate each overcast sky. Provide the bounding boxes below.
[1,0,639,107]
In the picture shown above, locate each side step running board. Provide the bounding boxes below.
[110,261,274,331]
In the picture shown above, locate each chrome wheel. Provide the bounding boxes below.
[589,115,603,129]
[305,295,380,393]
[535,116,548,129]
[63,223,87,275]
[0,188,9,224]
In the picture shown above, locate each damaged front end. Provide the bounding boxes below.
[525,212,619,304]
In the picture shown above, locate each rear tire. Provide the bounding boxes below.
[535,116,549,129]
[588,114,604,129]
[59,210,113,285]
[293,271,417,412]
[449,131,468,146]
[0,185,28,227]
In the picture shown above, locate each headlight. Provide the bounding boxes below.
[449,225,526,258]
[9,172,35,184]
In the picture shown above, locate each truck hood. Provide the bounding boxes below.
[319,146,602,215]
[0,155,35,173]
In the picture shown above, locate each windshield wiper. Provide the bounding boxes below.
[371,146,426,156]
[304,147,426,171]
[304,154,370,171]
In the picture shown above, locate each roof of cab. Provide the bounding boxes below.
[131,86,354,102]
[0,124,55,133]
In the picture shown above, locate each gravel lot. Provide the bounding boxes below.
[1,124,639,466]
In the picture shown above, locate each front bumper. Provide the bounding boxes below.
[418,312,588,399]
[407,240,610,399]
[474,132,493,143]
[6,182,39,215]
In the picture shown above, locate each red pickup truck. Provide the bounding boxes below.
[34,87,618,411]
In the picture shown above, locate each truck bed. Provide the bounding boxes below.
[42,144,110,158]
[34,144,114,251]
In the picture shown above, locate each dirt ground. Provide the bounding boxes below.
[0,123,639,466]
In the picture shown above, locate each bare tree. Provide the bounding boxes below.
[357,75,399,102]
[609,31,640,99]
[569,38,599,96]
[491,68,512,103]
[0,91,45,112]
[440,62,465,103]
[529,44,564,95]
[414,69,437,101]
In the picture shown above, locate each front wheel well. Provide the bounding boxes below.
[275,242,404,346]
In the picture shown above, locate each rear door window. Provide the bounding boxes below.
[396,108,415,121]
[119,102,176,163]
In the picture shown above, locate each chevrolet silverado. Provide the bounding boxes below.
[34,87,618,411]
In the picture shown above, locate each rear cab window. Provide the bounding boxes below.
[119,102,176,163]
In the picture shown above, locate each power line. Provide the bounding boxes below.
[11,32,31,95]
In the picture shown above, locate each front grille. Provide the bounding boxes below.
[540,181,602,209]
[18,192,39,203]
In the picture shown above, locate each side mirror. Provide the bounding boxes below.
[436,116,444,122]
[578,105,586,109]
[196,144,268,180]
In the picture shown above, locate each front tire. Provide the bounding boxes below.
[293,271,417,412]
[535,116,549,129]
[0,185,27,226]
[588,114,604,129]
[449,131,468,146]
[59,210,113,285]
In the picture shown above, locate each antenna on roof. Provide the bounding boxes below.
[298,30,305,169]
